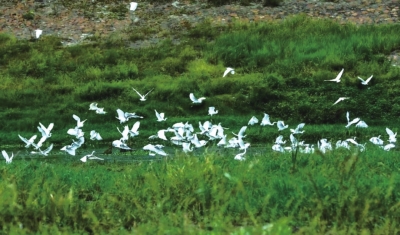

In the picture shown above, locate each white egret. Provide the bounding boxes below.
[208,106,218,116]
[333,97,349,105]
[277,121,288,131]
[190,93,206,104]
[238,138,250,150]
[234,149,246,161]
[355,120,368,128]
[112,140,131,150]
[290,123,305,134]
[143,144,168,156]
[31,144,53,156]
[2,150,13,164]
[129,121,140,137]
[384,143,395,151]
[117,126,130,141]
[80,151,104,162]
[248,116,259,125]
[325,68,344,83]
[38,122,54,138]
[116,109,129,123]
[369,136,383,146]
[129,2,138,11]
[73,114,86,128]
[89,102,98,110]
[260,113,276,126]
[95,108,107,114]
[132,87,153,101]
[35,29,42,39]
[90,130,102,141]
[61,144,79,156]
[272,144,285,153]
[345,112,360,128]
[223,67,235,77]
[318,139,332,154]
[217,135,227,146]
[155,110,167,122]
[357,75,373,85]
[171,1,180,8]
[191,134,207,148]
[232,126,247,139]
[67,127,84,138]
[182,142,193,153]
[386,127,397,143]
[18,134,37,148]
[275,135,286,145]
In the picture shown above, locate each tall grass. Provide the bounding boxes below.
[1,149,400,233]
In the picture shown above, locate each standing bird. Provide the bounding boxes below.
[325,68,344,83]
[35,29,42,39]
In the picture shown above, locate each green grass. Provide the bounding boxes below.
[1,149,400,234]
[1,14,400,233]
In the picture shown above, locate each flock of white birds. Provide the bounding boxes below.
[2,67,397,164]
[3,2,396,164]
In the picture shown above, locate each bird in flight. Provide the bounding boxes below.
[357,75,373,85]
[132,87,154,101]
[325,68,344,83]
[333,97,349,105]
[189,93,206,104]
[223,67,235,77]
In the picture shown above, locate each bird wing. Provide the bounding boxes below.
[1,150,10,161]
[28,135,37,143]
[290,134,298,145]
[386,127,395,137]
[158,130,168,140]
[277,121,284,129]
[365,75,373,83]
[72,114,80,122]
[89,102,98,110]
[155,110,162,120]
[144,88,154,98]
[357,76,366,82]
[333,98,342,105]
[238,126,247,138]
[116,109,125,120]
[131,121,140,132]
[18,135,30,145]
[223,67,233,77]
[43,144,54,154]
[335,68,344,81]
[132,87,143,98]
[189,93,196,102]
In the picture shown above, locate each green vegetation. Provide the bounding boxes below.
[0,15,399,146]
[1,14,400,233]
[1,148,400,234]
